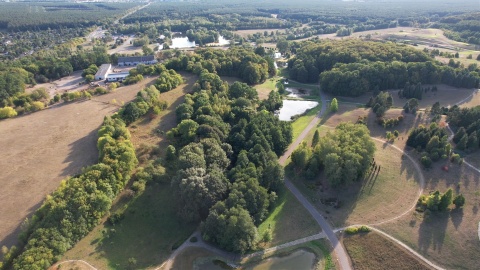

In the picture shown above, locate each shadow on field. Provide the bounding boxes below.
[61,127,99,177]
[94,183,197,269]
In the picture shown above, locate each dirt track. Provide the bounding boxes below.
[0,77,156,250]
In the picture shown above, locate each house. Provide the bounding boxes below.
[117,55,157,66]
[274,52,282,59]
[106,72,130,82]
[94,64,112,81]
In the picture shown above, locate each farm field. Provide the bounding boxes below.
[0,76,157,250]
[343,231,433,270]
[378,161,480,269]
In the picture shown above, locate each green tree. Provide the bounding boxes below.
[330,98,338,112]
[439,188,453,211]
[453,194,466,208]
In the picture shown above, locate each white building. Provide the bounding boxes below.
[106,72,130,82]
[118,55,156,66]
[94,64,112,81]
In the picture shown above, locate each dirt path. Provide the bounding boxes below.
[278,84,353,270]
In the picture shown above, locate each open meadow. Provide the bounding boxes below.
[378,161,480,269]
[343,231,433,270]
[0,77,156,251]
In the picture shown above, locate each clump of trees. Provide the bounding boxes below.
[5,116,137,270]
[119,85,168,125]
[448,105,480,152]
[417,189,465,212]
[366,91,393,117]
[406,123,451,167]
[398,82,438,100]
[165,47,271,85]
[291,123,376,186]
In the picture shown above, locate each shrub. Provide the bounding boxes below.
[95,87,108,95]
[107,212,125,226]
[0,107,18,119]
[421,156,432,168]
[30,101,45,112]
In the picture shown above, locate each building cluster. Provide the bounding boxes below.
[94,55,157,82]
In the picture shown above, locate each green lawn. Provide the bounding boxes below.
[63,183,197,269]
[257,187,321,248]
[291,104,322,141]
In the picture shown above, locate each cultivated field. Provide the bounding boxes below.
[378,162,480,269]
[343,231,433,270]
[0,77,156,250]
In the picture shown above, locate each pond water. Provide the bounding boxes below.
[285,87,310,98]
[246,249,316,270]
[170,37,196,48]
[278,100,319,121]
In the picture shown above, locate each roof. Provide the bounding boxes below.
[118,55,155,63]
[94,64,111,78]
[107,72,130,79]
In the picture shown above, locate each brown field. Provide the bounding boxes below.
[337,84,476,110]
[459,89,480,108]
[378,161,480,269]
[343,231,433,270]
[0,77,156,250]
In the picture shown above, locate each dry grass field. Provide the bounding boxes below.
[50,261,94,270]
[288,138,421,228]
[378,161,480,270]
[0,77,156,250]
[343,231,433,270]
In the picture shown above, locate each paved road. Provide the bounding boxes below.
[279,84,353,270]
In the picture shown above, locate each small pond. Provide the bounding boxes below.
[170,37,196,48]
[285,87,310,98]
[278,100,319,121]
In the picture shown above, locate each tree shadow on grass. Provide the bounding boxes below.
[61,126,100,177]
[418,211,449,254]
[95,183,197,269]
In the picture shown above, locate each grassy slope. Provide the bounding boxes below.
[257,187,321,248]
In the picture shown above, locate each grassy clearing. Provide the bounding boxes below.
[459,89,480,108]
[378,160,480,270]
[291,104,322,141]
[63,183,197,269]
[287,139,421,228]
[343,231,433,270]
[257,187,321,248]
[254,77,279,100]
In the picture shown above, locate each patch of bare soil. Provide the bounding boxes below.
[0,77,156,250]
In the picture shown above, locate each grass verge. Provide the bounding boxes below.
[291,104,322,141]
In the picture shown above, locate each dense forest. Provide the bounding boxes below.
[165,69,291,253]
[287,39,479,97]
[432,12,480,45]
